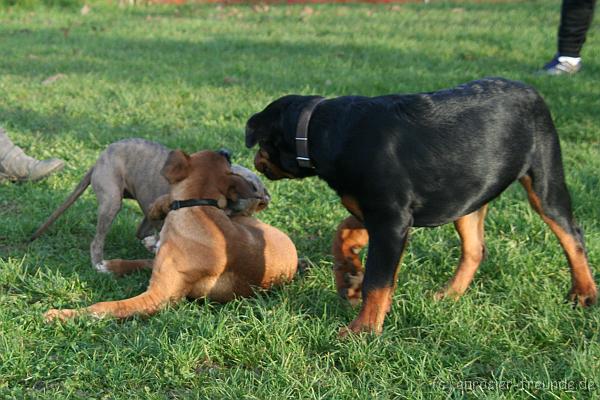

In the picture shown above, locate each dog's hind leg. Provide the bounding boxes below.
[90,179,123,270]
[45,244,190,321]
[520,174,597,306]
[517,105,596,306]
[44,282,184,321]
[435,204,488,301]
[332,216,369,306]
[101,259,154,276]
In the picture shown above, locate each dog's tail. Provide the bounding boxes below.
[30,167,94,241]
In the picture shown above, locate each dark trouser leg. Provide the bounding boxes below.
[558,0,597,57]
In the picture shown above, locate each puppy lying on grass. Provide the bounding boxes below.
[30,138,269,271]
[45,149,297,321]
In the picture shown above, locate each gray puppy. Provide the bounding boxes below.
[30,138,270,271]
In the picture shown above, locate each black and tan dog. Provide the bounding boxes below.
[245,77,597,335]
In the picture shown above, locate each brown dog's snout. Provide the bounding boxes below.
[251,183,270,212]
[261,187,271,203]
[256,198,269,212]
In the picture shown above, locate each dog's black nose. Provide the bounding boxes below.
[218,148,232,164]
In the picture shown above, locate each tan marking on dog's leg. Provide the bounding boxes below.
[341,195,364,221]
[339,287,393,336]
[332,216,369,305]
[340,230,409,337]
[520,176,597,306]
[435,205,488,300]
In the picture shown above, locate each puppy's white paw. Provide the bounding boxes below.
[95,261,110,274]
[142,235,160,254]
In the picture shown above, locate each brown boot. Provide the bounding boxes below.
[0,128,65,182]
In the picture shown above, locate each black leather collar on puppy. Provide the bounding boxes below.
[169,199,221,211]
[296,97,325,169]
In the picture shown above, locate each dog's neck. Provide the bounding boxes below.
[169,198,223,211]
[170,176,217,198]
[295,97,326,169]
[287,97,341,182]
[169,181,227,211]
[283,98,351,194]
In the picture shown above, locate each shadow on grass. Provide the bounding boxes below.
[572,167,600,224]
[1,16,597,146]
[1,5,597,298]
[1,23,546,94]
[1,179,150,262]
[0,104,224,152]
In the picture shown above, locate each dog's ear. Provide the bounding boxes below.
[245,116,284,148]
[245,106,282,148]
[245,120,261,148]
[161,150,191,184]
[226,174,257,202]
[246,96,301,148]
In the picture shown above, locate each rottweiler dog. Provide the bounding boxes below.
[245,77,597,335]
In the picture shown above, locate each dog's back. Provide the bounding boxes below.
[161,208,297,303]
[228,215,297,294]
[91,138,171,215]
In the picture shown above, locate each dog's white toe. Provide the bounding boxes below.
[95,261,110,274]
[142,235,160,253]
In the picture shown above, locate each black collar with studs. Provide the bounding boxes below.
[295,97,326,169]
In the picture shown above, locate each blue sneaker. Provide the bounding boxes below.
[540,55,581,75]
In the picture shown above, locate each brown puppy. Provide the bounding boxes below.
[45,150,297,321]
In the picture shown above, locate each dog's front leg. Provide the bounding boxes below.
[340,212,411,337]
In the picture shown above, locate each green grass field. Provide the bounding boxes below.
[1,1,599,398]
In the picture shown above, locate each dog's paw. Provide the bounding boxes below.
[338,317,382,338]
[433,287,462,302]
[344,271,364,306]
[142,235,161,254]
[44,309,77,322]
[333,260,364,306]
[567,285,598,307]
[94,261,111,274]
